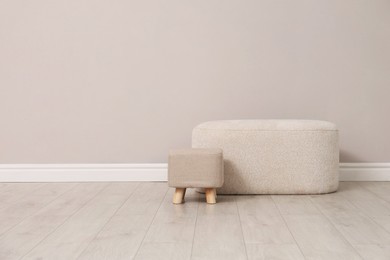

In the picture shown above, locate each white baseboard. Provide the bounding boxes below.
[339,163,390,181]
[0,164,168,182]
[0,163,389,182]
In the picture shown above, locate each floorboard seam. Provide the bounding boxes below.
[132,186,170,259]
[189,191,201,260]
[235,197,249,260]
[270,195,308,260]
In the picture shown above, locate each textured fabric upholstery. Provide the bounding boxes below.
[168,148,224,188]
[192,120,339,194]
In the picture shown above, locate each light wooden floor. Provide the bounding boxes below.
[1,182,390,259]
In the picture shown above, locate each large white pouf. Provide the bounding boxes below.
[192,120,339,194]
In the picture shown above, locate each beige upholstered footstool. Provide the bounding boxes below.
[168,148,224,204]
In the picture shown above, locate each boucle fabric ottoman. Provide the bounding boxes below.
[192,120,339,194]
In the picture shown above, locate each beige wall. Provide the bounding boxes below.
[1,0,389,163]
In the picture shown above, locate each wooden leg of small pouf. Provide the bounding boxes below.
[182,188,186,202]
[173,188,186,204]
[205,188,217,204]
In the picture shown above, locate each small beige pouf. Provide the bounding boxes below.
[192,120,339,195]
[168,148,223,204]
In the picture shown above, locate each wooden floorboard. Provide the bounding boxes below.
[0,183,107,260]
[0,183,47,210]
[135,188,199,260]
[192,196,247,260]
[77,182,168,260]
[22,183,139,260]
[0,183,77,235]
[0,182,389,259]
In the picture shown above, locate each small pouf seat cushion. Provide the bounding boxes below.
[168,148,224,204]
[192,120,339,194]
